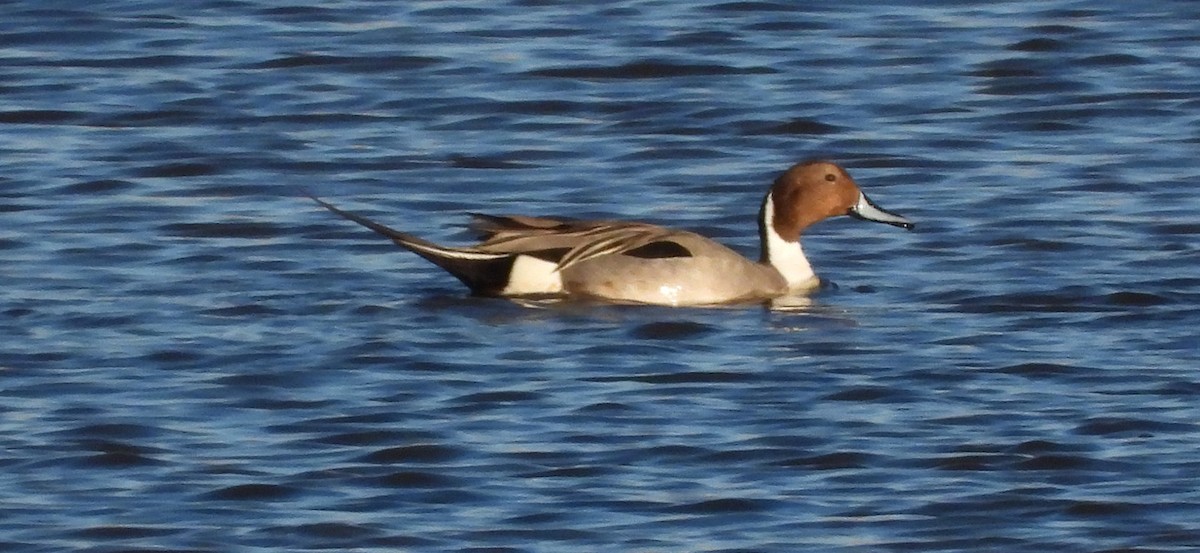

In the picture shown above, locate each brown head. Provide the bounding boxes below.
[760,160,913,243]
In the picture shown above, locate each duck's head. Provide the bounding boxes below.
[763,160,913,241]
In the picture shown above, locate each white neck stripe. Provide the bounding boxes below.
[763,194,815,288]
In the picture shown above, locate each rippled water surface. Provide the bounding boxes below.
[3,1,1200,551]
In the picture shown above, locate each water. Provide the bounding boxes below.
[2,1,1199,551]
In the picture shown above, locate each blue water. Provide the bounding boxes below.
[3,1,1199,551]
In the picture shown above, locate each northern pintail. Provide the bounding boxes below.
[311,160,913,306]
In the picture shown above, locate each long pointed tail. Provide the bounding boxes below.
[309,196,516,294]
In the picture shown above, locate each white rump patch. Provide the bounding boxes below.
[501,255,564,295]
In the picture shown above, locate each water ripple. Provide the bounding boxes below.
[2,1,1199,552]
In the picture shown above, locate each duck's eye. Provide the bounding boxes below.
[824,173,837,182]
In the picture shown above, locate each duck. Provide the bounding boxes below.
[310,160,913,307]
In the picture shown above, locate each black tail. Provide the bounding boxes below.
[309,196,516,294]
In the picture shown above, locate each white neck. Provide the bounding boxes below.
[762,194,815,288]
